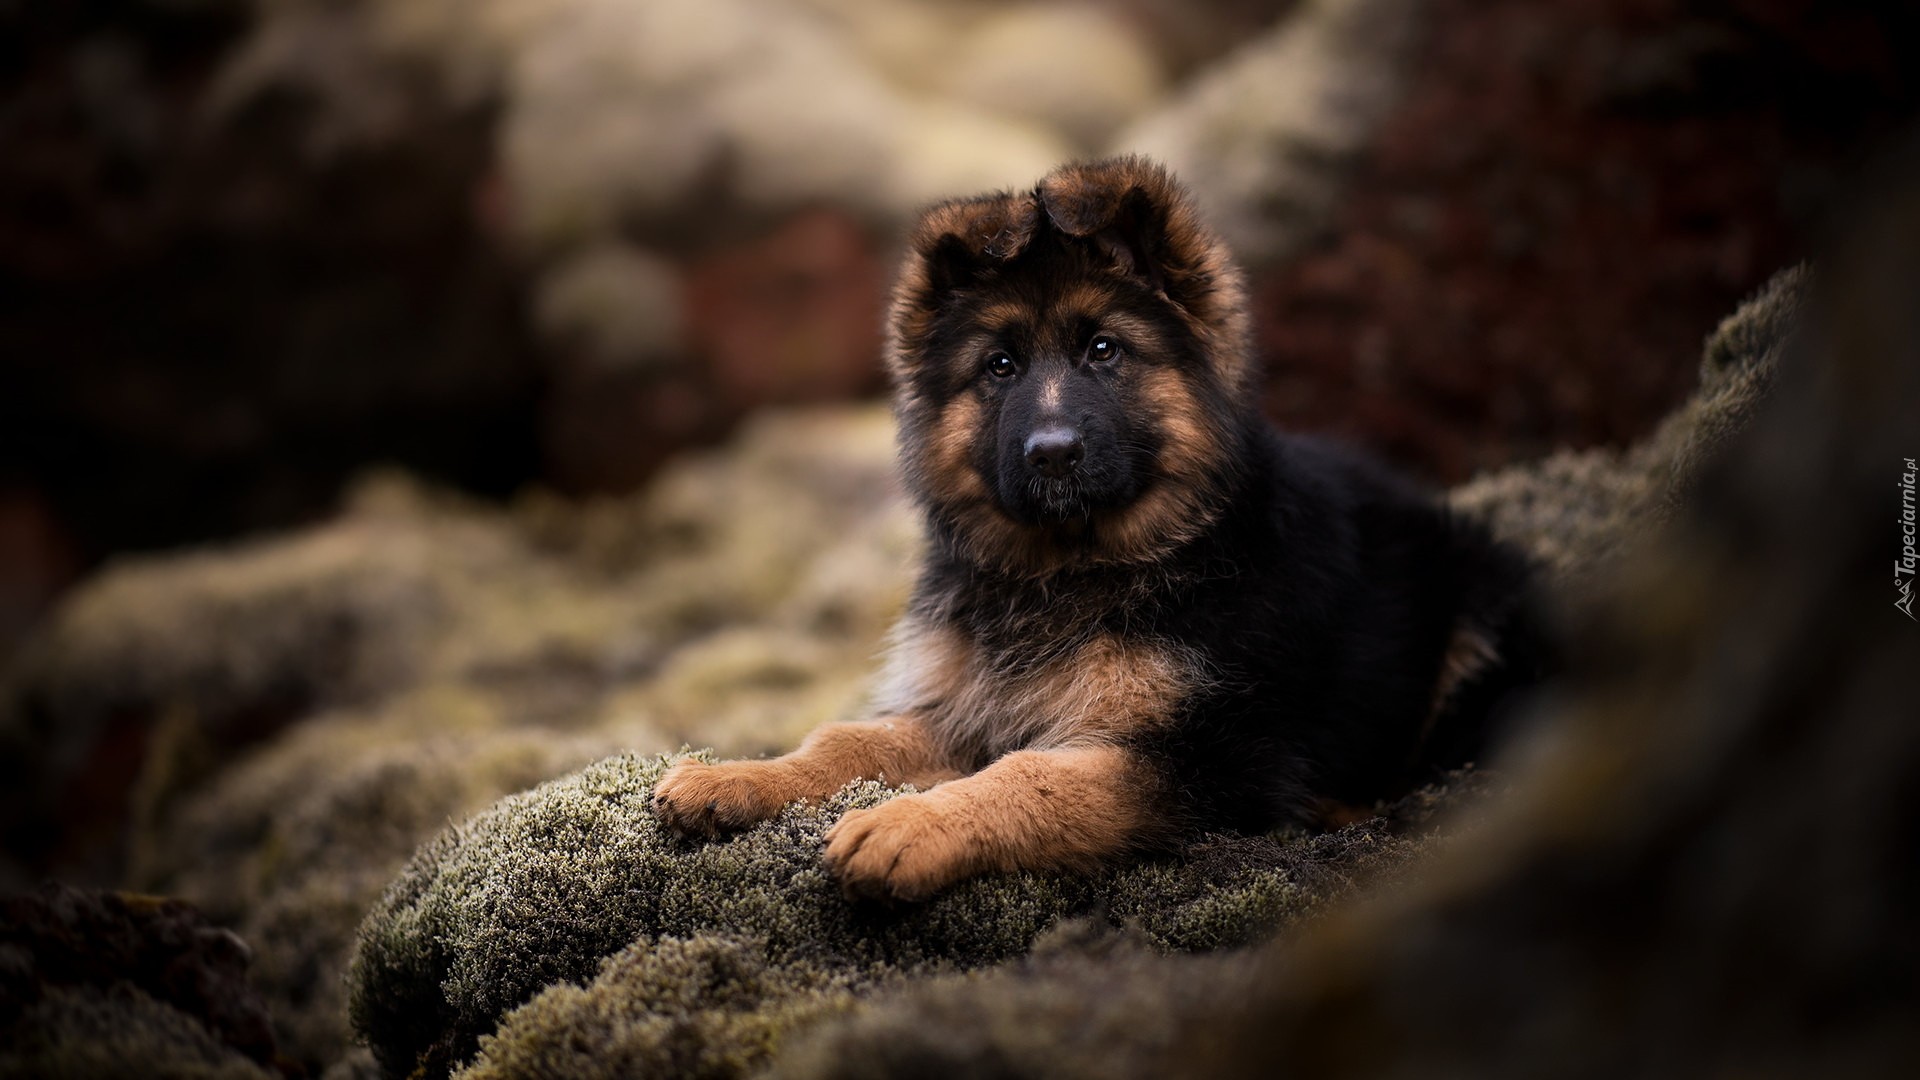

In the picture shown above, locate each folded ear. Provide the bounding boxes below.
[889,192,1039,376]
[908,192,1040,295]
[1037,156,1216,305]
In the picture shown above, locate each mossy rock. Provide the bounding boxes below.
[1449,263,1807,588]
[348,753,1463,1078]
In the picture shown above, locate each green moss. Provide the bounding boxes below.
[1653,262,1808,510]
[347,755,1464,1078]
[1697,262,1807,387]
[454,936,888,1080]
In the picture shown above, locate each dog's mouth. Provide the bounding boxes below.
[1005,472,1144,526]
[1027,476,1091,521]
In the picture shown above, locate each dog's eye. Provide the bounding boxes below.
[986,352,1017,378]
[1089,336,1119,363]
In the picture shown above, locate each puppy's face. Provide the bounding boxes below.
[963,244,1151,526]
[889,158,1257,574]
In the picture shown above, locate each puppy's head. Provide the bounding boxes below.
[887,157,1257,575]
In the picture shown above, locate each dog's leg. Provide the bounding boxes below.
[653,716,963,837]
[822,742,1153,901]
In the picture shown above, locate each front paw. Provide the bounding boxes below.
[652,759,797,837]
[822,795,977,903]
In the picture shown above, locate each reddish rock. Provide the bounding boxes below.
[540,369,733,494]
[1254,0,1919,483]
[541,210,891,494]
[684,209,889,410]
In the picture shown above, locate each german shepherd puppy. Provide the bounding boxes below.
[654,157,1541,902]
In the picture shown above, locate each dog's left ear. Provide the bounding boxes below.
[1038,157,1223,309]
[1037,156,1254,391]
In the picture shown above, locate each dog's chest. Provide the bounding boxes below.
[875,610,1204,764]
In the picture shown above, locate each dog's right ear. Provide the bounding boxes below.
[908,193,1039,296]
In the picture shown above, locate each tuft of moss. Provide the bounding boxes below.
[766,923,1254,1080]
[347,754,1466,1079]
[1652,262,1806,509]
[454,936,890,1080]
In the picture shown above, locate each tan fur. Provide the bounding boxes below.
[1431,626,1500,717]
[1049,280,1120,326]
[915,195,1039,262]
[1004,634,1199,747]
[1097,484,1214,568]
[1097,365,1231,561]
[871,617,976,717]
[924,395,989,500]
[652,716,962,836]
[1138,366,1222,483]
[822,743,1153,901]
[971,299,1041,335]
[877,616,1202,763]
[941,504,1080,578]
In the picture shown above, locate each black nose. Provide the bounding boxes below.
[1024,426,1084,478]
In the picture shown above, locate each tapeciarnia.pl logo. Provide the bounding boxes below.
[1899,457,1917,620]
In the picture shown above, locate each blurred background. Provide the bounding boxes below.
[6,0,1917,667]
